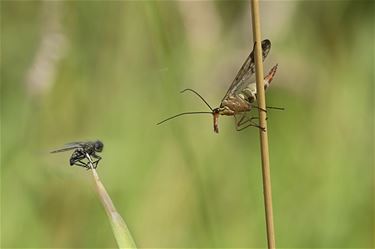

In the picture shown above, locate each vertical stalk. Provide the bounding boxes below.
[250,0,276,249]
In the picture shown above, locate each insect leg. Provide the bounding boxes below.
[251,116,268,121]
[235,113,259,126]
[234,114,265,132]
[234,114,246,127]
[266,106,284,111]
[91,154,102,169]
[251,105,267,113]
[237,122,266,132]
[253,105,284,112]
[73,160,90,169]
[91,153,101,162]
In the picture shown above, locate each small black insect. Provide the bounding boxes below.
[51,140,104,169]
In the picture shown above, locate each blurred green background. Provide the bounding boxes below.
[1,1,374,248]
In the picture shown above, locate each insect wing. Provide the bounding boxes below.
[221,39,271,101]
[50,142,84,153]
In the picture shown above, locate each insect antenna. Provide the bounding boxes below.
[157,111,213,125]
[180,88,214,111]
[157,89,214,125]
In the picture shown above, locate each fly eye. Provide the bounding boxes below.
[95,142,103,151]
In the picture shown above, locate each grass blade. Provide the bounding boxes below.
[87,154,137,248]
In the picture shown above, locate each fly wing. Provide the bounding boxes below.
[221,39,271,102]
[50,142,84,153]
[63,141,87,147]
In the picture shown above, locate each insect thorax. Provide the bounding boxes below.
[220,96,251,115]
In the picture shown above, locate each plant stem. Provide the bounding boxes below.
[250,1,276,249]
[86,154,137,249]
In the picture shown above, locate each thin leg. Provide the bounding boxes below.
[234,115,265,132]
[237,122,266,132]
[266,105,284,111]
[234,114,246,127]
[73,160,89,168]
[235,114,259,127]
[253,105,284,112]
[92,158,101,169]
[91,154,102,169]
[238,116,260,126]
[252,105,267,113]
[253,116,268,121]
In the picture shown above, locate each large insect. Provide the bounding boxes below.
[51,140,103,169]
[158,39,282,133]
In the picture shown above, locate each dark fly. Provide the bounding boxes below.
[51,140,104,169]
[158,39,283,133]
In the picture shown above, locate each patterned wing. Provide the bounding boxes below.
[221,39,271,101]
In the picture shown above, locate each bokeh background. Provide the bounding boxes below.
[1,1,374,248]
